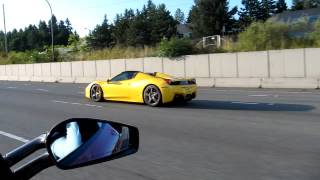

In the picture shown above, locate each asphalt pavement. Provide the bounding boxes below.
[1,81,320,180]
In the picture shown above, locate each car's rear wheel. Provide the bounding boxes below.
[90,84,103,102]
[143,85,162,107]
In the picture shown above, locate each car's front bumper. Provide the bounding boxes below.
[85,84,93,99]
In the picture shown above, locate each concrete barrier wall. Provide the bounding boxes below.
[210,53,237,78]
[238,51,268,78]
[305,48,320,78]
[269,49,305,78]
[126,58,144,72]
[144,57,163,73]
[96,60,110,79]
[0,48,319,89]
[163,58,185,77]
[186,55,210,78]
[110,59,126,77]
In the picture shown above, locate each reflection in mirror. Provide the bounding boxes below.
[48,119,136,169]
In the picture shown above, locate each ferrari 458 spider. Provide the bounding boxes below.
[85,71,197,106]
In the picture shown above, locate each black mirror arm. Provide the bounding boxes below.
[4,134,47,167]
[13,153,54,180]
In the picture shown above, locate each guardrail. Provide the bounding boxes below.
[0,48,320,88]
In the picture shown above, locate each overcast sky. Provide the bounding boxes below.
[0,0,292,37]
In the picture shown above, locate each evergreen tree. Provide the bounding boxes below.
[0,16,74,52]
[260,0,276,21]
[56,20,70,45]
[87,15,113,49]
[38,21,50,48]
[239,0,262,28]
[292,0,305,10]
[275,0,288,13]
[112,9,135,45]
[125,0,176,46]
[48,15,59,45]
[174,8,185,24]
[189,0,238,37]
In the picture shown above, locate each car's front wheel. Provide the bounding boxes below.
[90,84,103,102]
[143,85,162,107]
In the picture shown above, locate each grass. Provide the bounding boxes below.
[77,46,158,61]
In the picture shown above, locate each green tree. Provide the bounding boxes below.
[68,32,80,51]
[56,19,74,46]
[48,15,59,45]
[174,8,185,24]
[292,0,319,10]
[260,0,276,21]
[275,0,288,13]
[87,15,113,49]
[38,20,50,48]
[189,0,238,37]
[126,0,176,46]
[239,0,262,28]
[112,9,135,46]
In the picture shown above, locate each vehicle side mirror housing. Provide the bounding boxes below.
[46,118,139,170]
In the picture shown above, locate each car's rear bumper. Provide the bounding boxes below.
[161,85,197,103]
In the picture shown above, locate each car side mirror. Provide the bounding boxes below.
[46,118,139,170]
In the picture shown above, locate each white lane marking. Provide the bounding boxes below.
[71,102,82,105]
[78,92,85,95]
[52,100,102,108]
[215,90,227,92]
[7,87,17,89]
[232,102,259,105]
[24,84,31,86]
[0,131,29,143]
[212,89,314,94]
[287,91,313,94]
[85,104,96,107]
[36,89,49,92]
[53,100,69,104]
[248,94,269,97]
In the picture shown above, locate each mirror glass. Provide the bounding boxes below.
[47,119,138,169]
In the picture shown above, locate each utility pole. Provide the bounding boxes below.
[44,0,54,62]
[2,4,8,54]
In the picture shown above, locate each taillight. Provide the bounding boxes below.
[164,79,172,85]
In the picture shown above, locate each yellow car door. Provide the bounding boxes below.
[102,71,138,101]
[103,80,129,100]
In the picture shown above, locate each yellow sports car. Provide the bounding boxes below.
[85,71,197,106]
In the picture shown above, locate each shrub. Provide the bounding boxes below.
[80,46,157,60]
[235,22,293,51]
[158,38,194,58]
[309,20,320,47]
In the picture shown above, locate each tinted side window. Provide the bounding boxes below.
[111,72,137,81]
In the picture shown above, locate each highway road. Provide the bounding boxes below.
[1,81,320,180]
